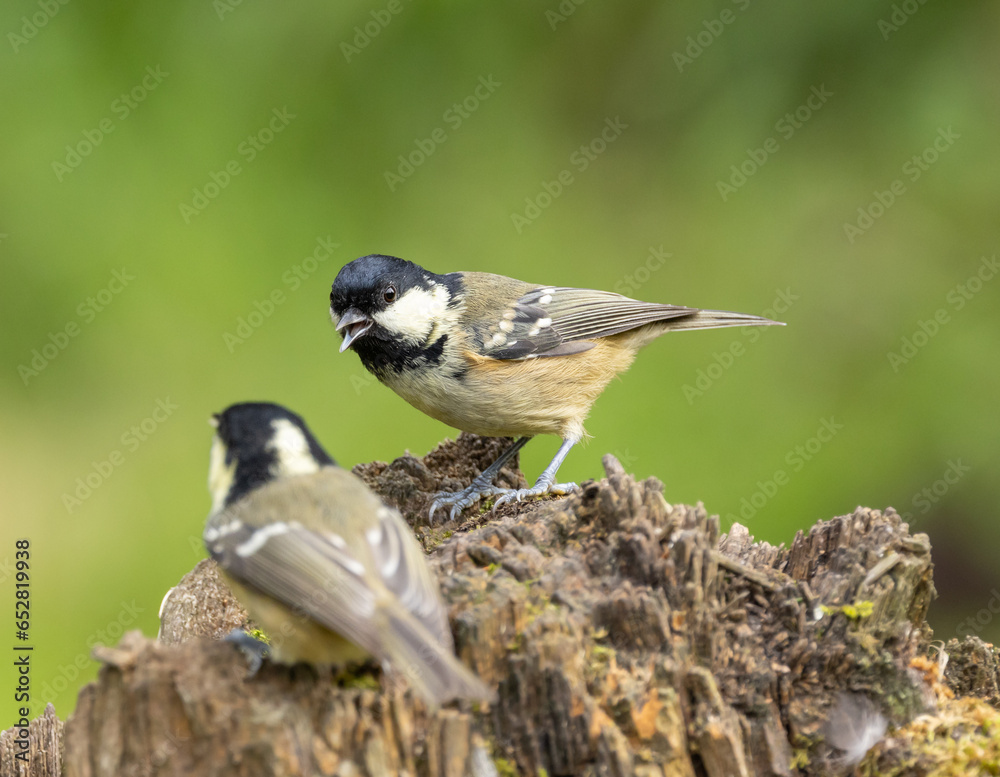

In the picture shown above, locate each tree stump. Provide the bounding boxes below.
[5,434,1000,776]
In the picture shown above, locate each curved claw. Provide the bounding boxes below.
[428,476,580,522]
[491,481,580,511]
[428,484,504,523]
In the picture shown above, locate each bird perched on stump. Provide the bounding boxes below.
[330,254,783,521]
[203,401,492,705]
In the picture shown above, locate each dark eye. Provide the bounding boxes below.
[383,285,397,303]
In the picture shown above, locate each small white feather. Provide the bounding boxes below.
[825,693,887,767]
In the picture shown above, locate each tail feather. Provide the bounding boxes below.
[380,609,494,706]
[663,309,784,332]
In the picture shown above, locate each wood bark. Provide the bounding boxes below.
[4,434,999,776]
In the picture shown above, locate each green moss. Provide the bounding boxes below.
[820,600,875,621]
[420,527,456,552]
[843,600,875,620]
[337,671,381,692]
[246,628,270,644]
[493,757,518,777]
[789,748,810,769]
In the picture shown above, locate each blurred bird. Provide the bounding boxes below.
[330,254,783,521]
[203,401,492,705]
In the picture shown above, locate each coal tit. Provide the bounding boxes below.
[203,401,492,704]
[330,255,783,521]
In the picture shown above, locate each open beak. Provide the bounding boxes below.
[335,308,373,352]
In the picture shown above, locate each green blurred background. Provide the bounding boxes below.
[2,0,998,728]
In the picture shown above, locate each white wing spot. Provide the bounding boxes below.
[537,317,552,328]
[204,518,241,542]
[539,294,552,305]
[339,556,366,577]
[365,525,383,546]
[235,522,289,557]
[489,332,507,347]
[498,319,514,333]
[502,309,516,320]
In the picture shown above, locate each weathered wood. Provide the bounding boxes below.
[5,434,999,776]
[0,704,62,777]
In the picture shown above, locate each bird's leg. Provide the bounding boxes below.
[491,438,579,509]
[428,437,531,522]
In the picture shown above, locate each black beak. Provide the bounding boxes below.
[335,308,373,352]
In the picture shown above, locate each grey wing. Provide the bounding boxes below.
[206,511,385,655]
[482,286,698,360]
[361,504,454,648]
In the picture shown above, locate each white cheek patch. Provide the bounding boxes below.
[269,419,322,477]
[208,436,236,513]
[372,284,450,344]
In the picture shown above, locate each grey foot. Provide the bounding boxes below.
[224,629,269,675]
[429,482,506,523]
[492,481,579,509]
